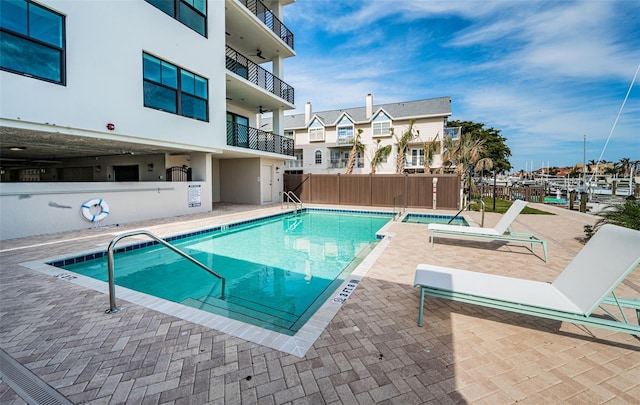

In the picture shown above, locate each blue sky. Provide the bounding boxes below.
[283,0,640,172]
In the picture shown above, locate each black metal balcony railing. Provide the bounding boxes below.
[226,46,295,105]
[227,121,294,156]
[239,0,294,49]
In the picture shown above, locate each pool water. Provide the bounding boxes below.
[402,213,469,226]
[58,210,391,335]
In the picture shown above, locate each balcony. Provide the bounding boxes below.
[444,126,461,140]
[226,46,294,105]
[238,0,294,49]
[336,134,354,146]
[329,158,364,169]
[227,121,294,156]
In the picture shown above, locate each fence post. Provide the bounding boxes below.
[432,177,438,209]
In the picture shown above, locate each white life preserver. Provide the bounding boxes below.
[81,199,110,222]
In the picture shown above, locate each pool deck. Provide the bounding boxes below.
[1,202,639,404]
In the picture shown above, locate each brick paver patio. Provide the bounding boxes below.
[1,203,638,404]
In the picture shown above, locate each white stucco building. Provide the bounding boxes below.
[271,94,457,175]
[0,0,297,239]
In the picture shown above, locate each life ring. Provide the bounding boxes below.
[81,199,110,222]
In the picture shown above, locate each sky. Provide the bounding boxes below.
[282,0,640,172]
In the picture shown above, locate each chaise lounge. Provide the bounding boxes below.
[414,224,640,336]
[428,199,548,262]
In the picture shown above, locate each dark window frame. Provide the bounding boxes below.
[0,0,66,85]
[143,52,209,122]
[145,0,207,37]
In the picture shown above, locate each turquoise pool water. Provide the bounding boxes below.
[56,210,391,335]
[402,213,469,226]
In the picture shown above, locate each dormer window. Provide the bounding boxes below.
[308,118,325,142]
[372,112,392,137]
[336,115,354,145]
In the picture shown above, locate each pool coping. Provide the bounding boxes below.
[20,208,396,358]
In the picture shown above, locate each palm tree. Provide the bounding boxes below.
[618,157,631,177]
[585,200,640,240]
[345,129,364,175]
[394,120,419,174]
[422,133,439,174]
[370,139,392,174]
[442,132,493,198]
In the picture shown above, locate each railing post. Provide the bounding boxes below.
[106,247,119,313]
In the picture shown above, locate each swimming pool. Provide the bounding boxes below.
[402,213,469,226]
[53,209,392,335]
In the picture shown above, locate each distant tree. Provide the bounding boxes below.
[447,120,512,174]
[394,120,419,174]
[618,157,631,177]
[370,139,392,174]
[345,129,364,175]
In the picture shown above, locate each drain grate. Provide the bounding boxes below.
[0,348,73,405]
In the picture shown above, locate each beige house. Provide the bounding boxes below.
[273,94,458,174]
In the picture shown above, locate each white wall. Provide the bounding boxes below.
[0,181,212,240]
[0,0,227,151]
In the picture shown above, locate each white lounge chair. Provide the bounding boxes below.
[414,224,640,336]
[428,199,548,262]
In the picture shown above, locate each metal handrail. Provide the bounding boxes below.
[283,191,302,214]
[105,230,225,313]
[448,198,484,227]
[238,0,294,49]
[225,45,295,104]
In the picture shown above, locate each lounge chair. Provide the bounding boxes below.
[428,199,548,262]
[414,224,640,336]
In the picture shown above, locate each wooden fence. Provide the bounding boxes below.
[283,174,461,209]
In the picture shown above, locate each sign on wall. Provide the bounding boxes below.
[188,184,201,207]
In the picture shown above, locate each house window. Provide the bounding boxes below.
[410,148,425,166]
[145,0,207,37]
[0,0,65,84]
[284,130,294,138]
[373,121,391,137]
[337,125,354,144]
[314,150,323,165]
[309,127,324,142]
[143,53,208,121]
[372,112,392,137]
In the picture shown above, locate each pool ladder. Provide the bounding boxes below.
[283,191,303,215]
[105,230,226,314]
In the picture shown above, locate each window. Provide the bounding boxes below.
[337,125,354,144]
[309,127,325,142]
[0,0,65,84]
[410,148,425,166]
[145,0,207,37]
[373,121,391,137]
[314,150,323,165]
[226,112,249,147]
[372,112,392,137]
[143,53,208,121]
[336,115,354,144]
